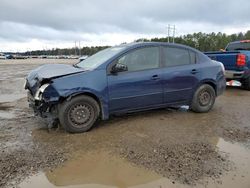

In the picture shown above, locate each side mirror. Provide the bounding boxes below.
[111,64,128,74]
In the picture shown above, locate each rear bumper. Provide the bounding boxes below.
[225,70,245,80]
[217,77,226,96]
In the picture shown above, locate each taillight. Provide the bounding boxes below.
[236,54,246,67]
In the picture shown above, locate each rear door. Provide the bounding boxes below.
[161,46,200,104]
[107,46,163,112]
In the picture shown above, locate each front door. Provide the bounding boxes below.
[107,46,163,113]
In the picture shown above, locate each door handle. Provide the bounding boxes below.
[151,75,160,80]
[191,69,199,74]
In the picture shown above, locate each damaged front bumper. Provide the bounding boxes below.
[27,88,59,127]
[27,91,51,118]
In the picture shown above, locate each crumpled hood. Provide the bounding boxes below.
[26,64,84,93]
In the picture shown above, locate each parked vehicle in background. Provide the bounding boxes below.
[13,55,28,59]
[25,42,226,133]
[205,40,250,90]
[0,53,6,59]
[5,54,14,59]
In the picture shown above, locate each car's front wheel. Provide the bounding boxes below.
[59,95,100,133]
[191,84,216,113]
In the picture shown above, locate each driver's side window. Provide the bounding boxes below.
[116,47,160,72]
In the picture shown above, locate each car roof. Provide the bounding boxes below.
[117,42,189,48]
[96,42,209,70]
[116,42,198,52]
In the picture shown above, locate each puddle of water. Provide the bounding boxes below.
[46,151,162,187]
[19,139,250,188]
[0,110,15,119]
[202,138,250,188]
[19,150,179,188]
[19,173,189,188]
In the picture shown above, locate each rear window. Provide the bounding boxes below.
[226,42,250,51]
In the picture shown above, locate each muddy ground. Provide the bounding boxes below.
[0,59,250,188]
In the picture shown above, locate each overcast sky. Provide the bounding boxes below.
[0,0,250,52]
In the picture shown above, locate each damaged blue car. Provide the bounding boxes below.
[25,42,226,133]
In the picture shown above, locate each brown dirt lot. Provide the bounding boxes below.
[0,59,250,188]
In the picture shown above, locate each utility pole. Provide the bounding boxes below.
[167,24,170,43]
[173,25,176,43]
[74,41,77,56]
[46,45,49,56]
[167,24,176,43]
[79,41,81,56]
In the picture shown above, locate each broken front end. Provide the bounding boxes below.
[25,81,61,126]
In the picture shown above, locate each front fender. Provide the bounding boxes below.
[49,70,109,120]
[45,86,110,120]
[62,89,109,120]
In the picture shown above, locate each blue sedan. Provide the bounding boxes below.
[25,42,226,133]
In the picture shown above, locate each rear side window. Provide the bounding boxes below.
[117,47,160,72]
[162,47,194,67]
[226,42,250,51]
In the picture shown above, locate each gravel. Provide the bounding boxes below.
[1,61,250,187]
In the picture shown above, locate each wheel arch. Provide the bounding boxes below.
[190,80,217,105]
[190,80,217,113]
[199,79,217,96]
[61,91,107,120]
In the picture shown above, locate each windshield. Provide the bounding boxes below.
[76,47,125,69]
[226,42,250,51]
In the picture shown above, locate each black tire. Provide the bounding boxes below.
[191,84,216,113]
[241,77,250,91]
[59,95,100,133]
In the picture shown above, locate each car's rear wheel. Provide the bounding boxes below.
[191,84,216,113]
[241,77,250,91]
[59,95,100,133]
